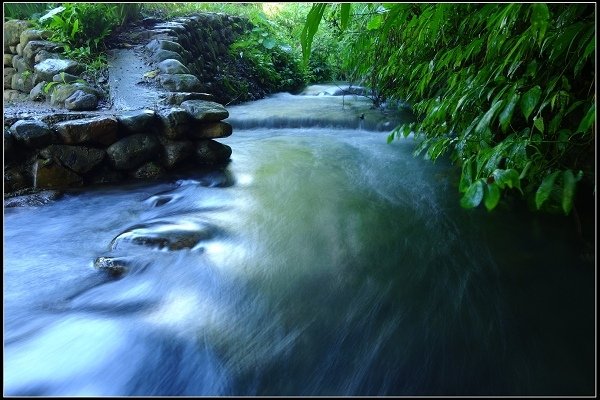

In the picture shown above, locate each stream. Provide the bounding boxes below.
[3,85,595,396]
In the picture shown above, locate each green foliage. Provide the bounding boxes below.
[36,3,136,79]
[4,3,48,21]
[302,3,595,215]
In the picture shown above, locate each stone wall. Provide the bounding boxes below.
[142,13,280,104]
[3,20,104,110]
[4,100,232,194]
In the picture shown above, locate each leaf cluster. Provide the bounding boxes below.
[303,3,595,215]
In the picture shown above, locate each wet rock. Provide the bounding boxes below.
[4,128,17,161]
[151,49,184,64]
[181,100,229,121]
[110,219,217,251]
[34,58,80,82]
[11,55,29,73]
[38,112,99,126]
[23,40,63,66]
[4,166,28,193]
[54,116,118,146]
[160,138,194,168]
[106,133,161,170]
[156,58,190,74]
[16,42,24,56]
[4,67,16,89]
[146,39,187,55]
[34,50,63,64]
[93,256,131,276]
[4,20,31,50]
[157,107,191,139]
[39,144,105,174]
[4,189,62,207]
[195,139,232,165]
[9,119,55,147]
[32,158,83,189]
[64,90,98,111]
[19,29,52,49]
[160,91,215,105]
[189,121,233,139]
[48,82,100,107]
[117,109,156,134]
[159,73,201,92]
[88,165,126,185]
[4,53,14,66]
[29,81,47,101]
[132,161,165,180]
[3,89,25,102]
[52,72,80,83]
[11,71,36,92]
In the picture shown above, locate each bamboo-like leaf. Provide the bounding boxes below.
[576,104,595,134]
[520,85,541,120]
[499,89,520,133]
[475,99,504,134]
[39,5,65,22]
[561,169,576,215]
[535,170,560,209]
[301,4,327,65]
[533,116,544,133]
[340,3,351,31]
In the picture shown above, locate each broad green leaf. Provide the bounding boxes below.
[484,182,501,211]
[461,180,484,208]
[576,104,595,134]
[340,4,351,31]
[499,90,520,133]
[561,169,576,215]
[520,85,541,120]
[492,169,521,191]
[475,99,504,134]
[367,15,383,30]
[535,170,560,209]
[533,116,544,133]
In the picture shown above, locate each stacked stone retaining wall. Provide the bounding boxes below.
[4,100,232,194]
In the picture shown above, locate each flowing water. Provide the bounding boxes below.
[3,86,595,396]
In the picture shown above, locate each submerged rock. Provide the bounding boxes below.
[93,256,131,276]
[4,189,62,208]
[195,139,232,165]
[110,218,218,251]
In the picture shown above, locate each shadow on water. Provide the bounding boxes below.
[3,85,595,396]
